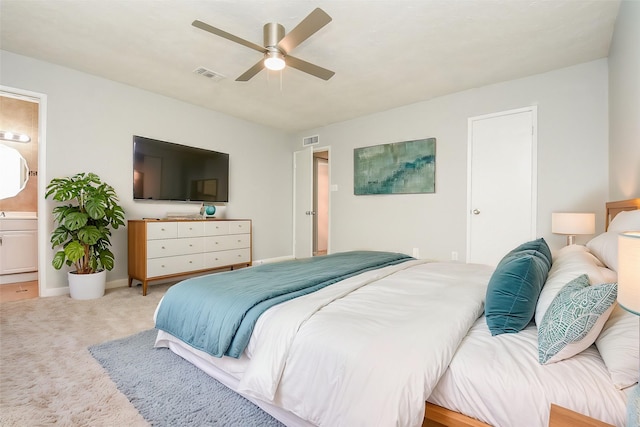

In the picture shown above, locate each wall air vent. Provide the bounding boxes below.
[193,67,226,82]
[302,135,319,146]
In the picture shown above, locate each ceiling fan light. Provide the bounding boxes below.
[264,52,285,71]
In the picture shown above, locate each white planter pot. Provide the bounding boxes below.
[68,270,106,300]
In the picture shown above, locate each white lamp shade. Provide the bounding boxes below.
[551,212,596,235]
[618,231,640,315]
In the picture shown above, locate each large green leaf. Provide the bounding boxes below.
[52,251,67,270]
[50,227,70,248]
[63,211,88,231]
[99,250,115,271]
[64,241,86,263]
[85,198,106,219]
[77,226,102,245]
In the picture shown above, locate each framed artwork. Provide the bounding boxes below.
[354,137,436,195]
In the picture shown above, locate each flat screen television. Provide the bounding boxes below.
[133,135,229,203]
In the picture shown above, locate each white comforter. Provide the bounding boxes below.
[186,259,493,427]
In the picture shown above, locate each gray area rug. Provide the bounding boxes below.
[89,329,285,426]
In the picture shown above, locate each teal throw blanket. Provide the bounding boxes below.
[155,251,412,358]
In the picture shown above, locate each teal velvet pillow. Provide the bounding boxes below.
[503,237,552,268]
[485,239,552,336]
[538,274,617,364]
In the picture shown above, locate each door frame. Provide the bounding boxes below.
[466,106,538,263]
[1,85,49,296]
[313,148,331,255]
[292,145,332,258]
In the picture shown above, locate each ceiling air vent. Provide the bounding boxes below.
[302,135,319,146]
[193,67,225,82]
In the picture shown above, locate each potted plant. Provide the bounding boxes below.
[45,172,125,299]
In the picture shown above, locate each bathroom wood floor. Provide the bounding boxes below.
[0,281,38,302]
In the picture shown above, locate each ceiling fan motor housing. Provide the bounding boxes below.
[264,23,285,51]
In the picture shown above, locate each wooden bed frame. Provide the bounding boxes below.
[606,198,640,230]
[422,198,640,427]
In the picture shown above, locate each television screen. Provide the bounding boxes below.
[133,135,229,202]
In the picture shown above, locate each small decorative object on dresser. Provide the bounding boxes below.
[127,219,252,295]
[200,203,216,218]
[45,172,125,300]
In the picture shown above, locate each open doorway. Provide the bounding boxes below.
[313,151,329,256]
[0,91,41,301]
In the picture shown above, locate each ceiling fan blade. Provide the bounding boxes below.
[236,59,266,82]
[285,55,335,81]
[278,8,332,53]
[192,20,266,53]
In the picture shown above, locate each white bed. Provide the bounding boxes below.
[154,199,640,427]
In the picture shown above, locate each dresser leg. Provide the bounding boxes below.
[128,277,133,287]
[143,280,148,296]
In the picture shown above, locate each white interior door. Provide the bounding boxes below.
[467,107,537,265]
[293,148,313,258]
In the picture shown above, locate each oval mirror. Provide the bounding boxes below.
[0,144,30,199]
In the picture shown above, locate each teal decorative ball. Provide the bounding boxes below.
[205,205,216,216]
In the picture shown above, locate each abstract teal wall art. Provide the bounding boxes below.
[354,138,436,195]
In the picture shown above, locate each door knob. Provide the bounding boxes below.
[472,209,481,215]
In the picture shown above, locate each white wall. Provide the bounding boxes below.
[608,0,640,200]
[294,60,609,260]
[1,50,293,295]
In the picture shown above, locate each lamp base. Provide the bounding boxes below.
[565,235,576,246]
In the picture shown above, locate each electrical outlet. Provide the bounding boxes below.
[412,248,419,258]
[451,251,458,261]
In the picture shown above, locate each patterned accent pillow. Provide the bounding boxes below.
[538,274,617,364]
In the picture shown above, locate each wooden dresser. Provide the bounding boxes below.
[127,219,252,295]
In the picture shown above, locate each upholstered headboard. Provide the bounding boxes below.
[605,198,640,230]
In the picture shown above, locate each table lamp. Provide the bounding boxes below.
[618,231,640,427]
[551,212,596,246]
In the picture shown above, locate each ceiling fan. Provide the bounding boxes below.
[192,8,335,82]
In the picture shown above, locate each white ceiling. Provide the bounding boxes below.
[0,0,621,133]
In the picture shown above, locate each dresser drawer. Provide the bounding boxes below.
[147,237,204,259]
[147,222,178,240]
[204,221,230,236]
[229,221,251,234]
[178,221,205,237]
[204,234,250,252]
[204,248,251,268]
[147,253,204,277]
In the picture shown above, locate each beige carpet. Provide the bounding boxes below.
[0,282,175,426]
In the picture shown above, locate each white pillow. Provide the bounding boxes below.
[608,209,640,232]
[587,232,619,271]
[535,245,612,326]
[595,303,640,389]
[587,210,640,271]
